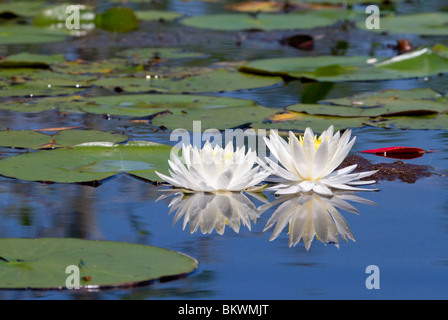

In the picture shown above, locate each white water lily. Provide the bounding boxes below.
[263,126,377,196]
[156,141,270,192]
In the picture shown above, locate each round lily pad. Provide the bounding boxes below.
[135,10,182,21]
[0,25,69,44]
[0,129,128,150]
[84,94,258,117]
[240,46,448,81]
[93,68,282,94]
[357,12,448,36]
[0,238,198,290]
[181,10,354,31]
[0,141,174,183]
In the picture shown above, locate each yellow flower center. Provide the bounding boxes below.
[299,135,323,150]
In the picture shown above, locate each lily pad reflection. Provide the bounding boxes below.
[158,191,262,235]
[262,192,376,250]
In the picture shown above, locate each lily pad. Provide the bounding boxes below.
[0,53,65,69]
[84,94,258,117]
[357,12,448,36]
[151,104,278,131]
[0,1,47,17]
[0,69,93,97]
[0,129,128,150]
[181,10,355,31]
[0,95,86,113]
[249,111,369,134]
[117,47,206,64]
[92,68,282,93]
[0,25,69,44]
[135,10,182,21]
[0,238,198,290]
[240,46,448,81]
[94,7,138,32]
[0,141,174,183]
[320,88,448,116]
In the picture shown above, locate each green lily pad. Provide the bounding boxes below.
[268,88,448,131]
[0,1,47,17]
[84,94,258,117]
[94,7,138,32]
[0,69,93,97]
[0,95,86,113]
[181,10,356,31]
[93,68,282,93]
[135,10,182,21]
[357,12,448,36]
[370,114,448,130]
[249,111,370,134]
[0,238,198,290]
[52,58,137,75]
[117,47,206,64]
[151,104,277,131]
[0,53,65,69]
[0,25,69,44]
[240,46,448,81]
[0,141,174,183]
[319,88,448,116]
[0,129,128,150]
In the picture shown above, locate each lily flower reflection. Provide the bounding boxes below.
[157,190,263,235]
[262,191,376,250]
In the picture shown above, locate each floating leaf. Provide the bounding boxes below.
[92,68,282,93]
[135,10,182,21]
[0,141,174,183]
[240,46,448,81]
[94,7,138,32]
[357,12,448,36]
[0,1,47,17]
[0,25,69,44]
[0,129,127,150]
[117,47,206,64]
[151,105,276,131]
[0,53,65,69]
[181,10,356,31]
[84,94,258,117]
[0,238,197,290]
[249,111,369,133]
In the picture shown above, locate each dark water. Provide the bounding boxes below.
[0,0,447,300]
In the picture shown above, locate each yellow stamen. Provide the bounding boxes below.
[299,135,323,150]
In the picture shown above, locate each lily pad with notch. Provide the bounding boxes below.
[0,141,174,183]
[0,238,198,290]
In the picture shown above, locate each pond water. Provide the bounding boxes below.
[0,0,447,300]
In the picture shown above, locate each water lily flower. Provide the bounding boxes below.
[263,126,377,196]
[156,141,270,192]
[262,191,377,249]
